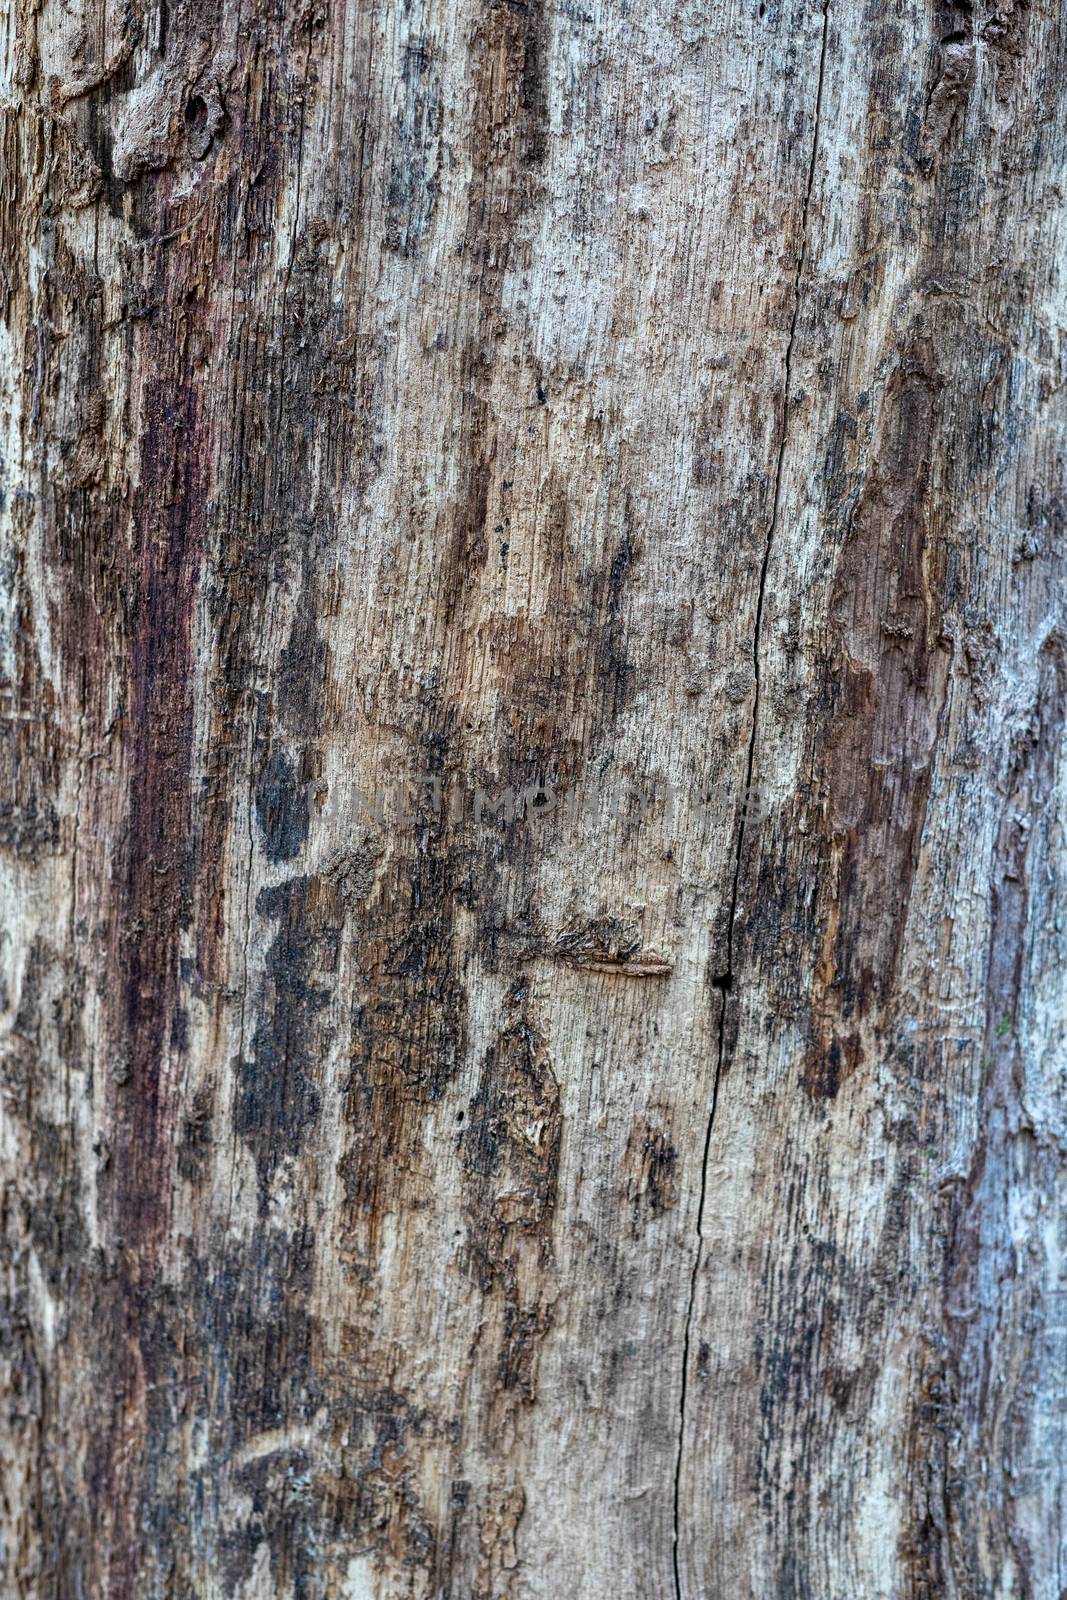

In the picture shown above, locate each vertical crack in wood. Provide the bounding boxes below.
[670,4,831,1592]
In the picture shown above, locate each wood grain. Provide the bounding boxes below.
[1,0,1064,1593]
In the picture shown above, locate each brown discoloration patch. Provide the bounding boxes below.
[899,1338,956,1600]
[441,0,549,631]
[475,1482,526,1600]
[441,392,496,628]
[469,0,548,238]
[800,1031,862,1102]
[804,338,951,1089]
[114,367,207,1239]
[463,1014,561,1426]
[97,255,219,1600]
[338,749,470,1272]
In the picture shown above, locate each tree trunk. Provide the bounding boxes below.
[1,0,1065,1593]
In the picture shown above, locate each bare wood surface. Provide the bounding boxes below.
[1,0,1065,1594]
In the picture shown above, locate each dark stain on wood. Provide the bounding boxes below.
[624,1119,679,1225]
[803,337,951,1093]
[463,1014,561,1414]
[236,875,338,1208]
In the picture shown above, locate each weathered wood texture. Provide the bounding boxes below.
[1,0,1065,1592]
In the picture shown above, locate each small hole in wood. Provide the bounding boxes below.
[185,95,208,135]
